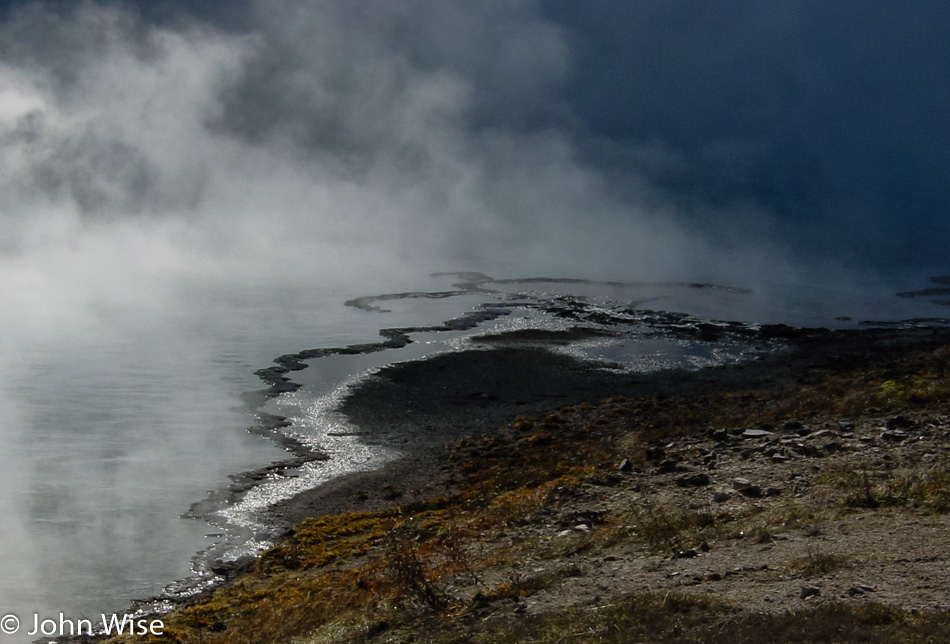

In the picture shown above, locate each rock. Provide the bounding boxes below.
[887,415,915,429]
[880,430,910,442]
[585,472,625,487]
[823,441,841,453]
[732,478,764,497]
[792,478,811,494]
[800,585,821,599]
[799,443,821,457]
[676,473,711,487]
[771,453,790,463]
[617,458,633,472]
[563,509,608,525]
[737,485,763,498]
[712,428,730,441]
[713,489,732,503]
[783,420,804,431]
[656,459,682,474]
[742,428,774,439]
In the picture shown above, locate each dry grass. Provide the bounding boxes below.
[819,462,950,513]
[788,546,851,577]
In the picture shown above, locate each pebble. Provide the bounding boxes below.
[800,585,821,599]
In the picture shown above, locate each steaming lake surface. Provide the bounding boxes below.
[2,270,947,631]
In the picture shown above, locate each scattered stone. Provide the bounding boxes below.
[742,428,774,439]
[713,489,732,503]
[656,459,682,474]
[737,485,763,498]
[712,428,730,441]
[792,478,811,494]
[676,473,710,487]
[881,430,910,442]
[800,585,821,599]
[799,443,821,457]
[617,458,633,472]
[887,415,916,429]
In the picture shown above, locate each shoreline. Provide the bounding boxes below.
[271,324,950,526]
[60,271,950,641]
[185,298,950,585]
[59,320,950,642]
[130,328,950,642]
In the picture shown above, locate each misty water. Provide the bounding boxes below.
[2,269,948,631]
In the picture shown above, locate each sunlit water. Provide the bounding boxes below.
[1,269,947,636]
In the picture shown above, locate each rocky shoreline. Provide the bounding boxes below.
[57,274,950,643]
[58,317,950,643]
